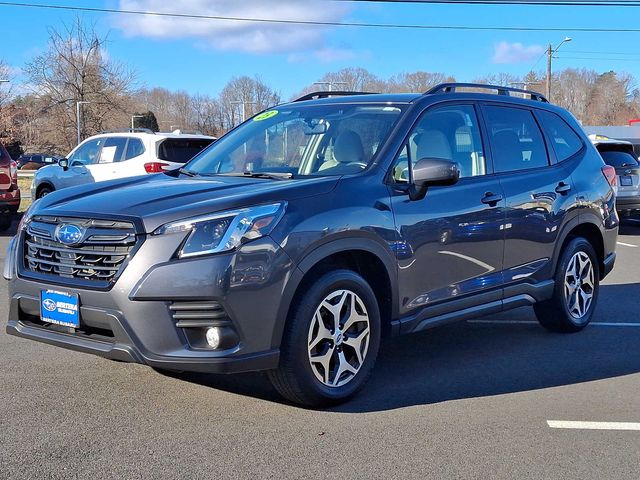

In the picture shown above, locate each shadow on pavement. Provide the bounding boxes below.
[0,213,21,238]
[169,282,640,412]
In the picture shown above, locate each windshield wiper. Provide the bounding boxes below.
[217,171,294,180]
[178,167,197,177]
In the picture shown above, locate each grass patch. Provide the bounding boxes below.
[18,176,33,213]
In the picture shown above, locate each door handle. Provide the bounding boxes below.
[555,182,572,194]
[481,192,503,206]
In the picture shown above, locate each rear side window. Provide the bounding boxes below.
[600,150,640,168]
[125,138,145,160]
[100,137,127,163]
[536,110,583,161]
[32,155,42,163]
[158,138,214,163]
[484,106,549,173]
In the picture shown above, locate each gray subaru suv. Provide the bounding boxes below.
[5,84,618,406]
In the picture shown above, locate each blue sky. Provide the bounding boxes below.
[1,0,639,98]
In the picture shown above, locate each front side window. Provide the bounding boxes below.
[536,110,583,161]
[185,104,404,177]
[392,104,486,182]
[68,138,103,166]
[484,106,549,173]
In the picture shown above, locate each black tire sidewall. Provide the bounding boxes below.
[555,237,600,328]
[37,187,52,199]
[284,269,381,404]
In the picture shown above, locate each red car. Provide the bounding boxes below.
[0,142,20,231]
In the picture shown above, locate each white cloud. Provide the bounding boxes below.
[492,41,544,64]
[115,0,350,54]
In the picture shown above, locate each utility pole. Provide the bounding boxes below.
[231,100,257,125]
[131,115,144,129]
[546,37,572,102]
[76,101,91,146]
[314,81,348,92]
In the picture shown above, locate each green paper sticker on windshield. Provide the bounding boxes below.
[253,110,278,121]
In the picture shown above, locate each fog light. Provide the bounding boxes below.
[205,327,221,349]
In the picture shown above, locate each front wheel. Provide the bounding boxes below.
[268,269,381,407]
[37,186,53,199]
[534,237,600,333]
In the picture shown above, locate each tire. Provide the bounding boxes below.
[37,186,53,199]
[0,214,11,232]
[268,269,381,407]
[534,237,600,333]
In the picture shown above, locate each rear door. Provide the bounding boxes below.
[482,104,580,292]
[389,102,506,318]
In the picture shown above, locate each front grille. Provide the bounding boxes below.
[22,215,138,287]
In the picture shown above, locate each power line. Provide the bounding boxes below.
[564,50,640,56]
[1,1,640,33]
[336,0,640,5]
[556,56,640,61]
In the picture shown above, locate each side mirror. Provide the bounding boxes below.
[409,158,460,201]
[58,158,69,170]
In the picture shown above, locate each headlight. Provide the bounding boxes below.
[17,198,41,232]
[154,202,286,258]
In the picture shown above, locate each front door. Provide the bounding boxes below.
[389,103,505,319]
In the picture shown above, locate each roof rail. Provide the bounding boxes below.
[293,91,376,102]
[425,83,548,103]
[100,128,155,134]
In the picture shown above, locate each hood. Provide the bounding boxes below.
[35,173,339,232]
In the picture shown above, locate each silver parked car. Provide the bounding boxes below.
[591,135,640,216]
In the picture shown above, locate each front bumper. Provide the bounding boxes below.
[6,232,295,373]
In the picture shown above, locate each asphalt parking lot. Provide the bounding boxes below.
[1,219,639,480]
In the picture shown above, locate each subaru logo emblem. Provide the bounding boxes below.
[55,224,84,245]
[42,298,57,312]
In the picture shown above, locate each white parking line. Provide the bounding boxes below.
[617,241,638,248]
[467,320,640,327]
[547,420,640,431]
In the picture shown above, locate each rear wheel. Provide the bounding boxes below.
[268,269,381,407]
[534,237,599,333]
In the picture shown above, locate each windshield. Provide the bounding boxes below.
[185,104,404,177]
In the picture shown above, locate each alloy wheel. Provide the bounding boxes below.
[564,251,595,320]
[307,289,371,388]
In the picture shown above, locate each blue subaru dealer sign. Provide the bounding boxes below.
[40,290,80,328]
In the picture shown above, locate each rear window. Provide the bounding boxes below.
[536,110,583,161]
[600,150,640,168]
[158,138,214,163]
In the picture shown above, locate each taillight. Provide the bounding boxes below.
[10,160,18,181]
[601,165,617,188]
[144,162,170,173]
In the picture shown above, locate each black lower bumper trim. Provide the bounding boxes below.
[602,252,616,279]
[6,320,280,374]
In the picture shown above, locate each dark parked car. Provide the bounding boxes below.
[591,136,640,216]
[5,84,618,407]
[16,153,62,170]
[0,142,20,231]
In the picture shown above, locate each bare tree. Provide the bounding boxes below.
[24,17,135,151]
